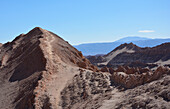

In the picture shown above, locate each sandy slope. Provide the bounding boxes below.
[0,27,97,109]
[154,59,170,66]
[98,47,135,65]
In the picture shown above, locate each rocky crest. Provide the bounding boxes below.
[0,27,97,109]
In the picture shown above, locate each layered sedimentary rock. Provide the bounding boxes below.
[111,66,170,89]
[87,42,170,68]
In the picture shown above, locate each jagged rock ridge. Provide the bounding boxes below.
[0,27,97,109]
[87,42,170,68]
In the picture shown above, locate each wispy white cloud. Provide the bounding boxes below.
[138,30,155,33]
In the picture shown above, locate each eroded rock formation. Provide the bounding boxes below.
[87,42,170,68]
[111,66,170,89]
[0,27,169,109]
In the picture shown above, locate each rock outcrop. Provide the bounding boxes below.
[87,42,170,68]
[100,75,170,109]
[111,66,170,89]
[100,66,110,72]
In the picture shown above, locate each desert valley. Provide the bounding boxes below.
[0,27,169,109]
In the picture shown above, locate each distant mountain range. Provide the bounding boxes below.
[74,36,170,56]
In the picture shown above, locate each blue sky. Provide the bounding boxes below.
[0,0,170,45]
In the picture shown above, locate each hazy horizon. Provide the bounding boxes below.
[1,33,170,45]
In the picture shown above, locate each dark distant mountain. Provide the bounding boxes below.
[74,36,170,55]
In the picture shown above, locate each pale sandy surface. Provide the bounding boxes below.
[98,47,135,65]
[154,59,170,66]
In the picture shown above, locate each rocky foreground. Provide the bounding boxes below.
[0,27,169,109]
